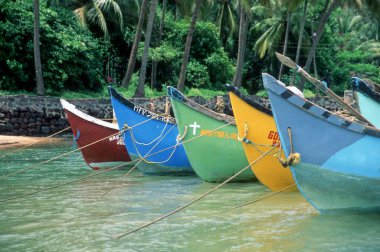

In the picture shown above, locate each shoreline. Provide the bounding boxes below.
[0,135,66,150]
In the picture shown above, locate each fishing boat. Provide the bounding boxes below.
[108,87,193,175]
[352,77,380,128]
[60,99,132,170]
[227,86,295,191]
[263,73,380,213]
[167,86,254,183]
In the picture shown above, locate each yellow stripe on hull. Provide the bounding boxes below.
[229,92,295,191]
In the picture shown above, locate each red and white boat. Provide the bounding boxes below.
[60,99,132,170]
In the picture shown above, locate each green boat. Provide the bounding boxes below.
[167,86,255,183]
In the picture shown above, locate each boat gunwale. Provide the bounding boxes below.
[225,85,273,116]
[60,99,118,130]
[167,86,235,125]
[263,73,380,138]
[352,77,380,103]
[108,87,176,124]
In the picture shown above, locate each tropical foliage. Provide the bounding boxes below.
[0,0,379,97]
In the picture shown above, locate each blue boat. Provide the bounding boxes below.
[262,73,380,213]
[352,77,380,128]
[109,87,193,175]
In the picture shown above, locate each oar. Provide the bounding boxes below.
[275,52,374,127]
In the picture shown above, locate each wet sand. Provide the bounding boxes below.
[0,135,65,150]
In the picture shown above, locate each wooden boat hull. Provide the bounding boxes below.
[109,88,193,175]
[352,77,380,128]
[60,99,132,170]
[168,87,254,183]
[228,88,295,191]
[263,73,380,213]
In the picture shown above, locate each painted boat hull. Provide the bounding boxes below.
[228,88,295,191]
[109,88,193,175]
[60,99,132,170]
[352,77,380,128]
[263,73,380,213]
[168,87,254,183]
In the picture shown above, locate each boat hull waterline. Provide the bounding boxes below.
[263,73,380,213]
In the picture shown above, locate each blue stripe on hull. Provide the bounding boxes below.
[110,93,193,175]
[323,135,380,177]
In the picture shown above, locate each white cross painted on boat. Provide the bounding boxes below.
[189,121,201,135]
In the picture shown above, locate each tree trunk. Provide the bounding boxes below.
[134,0,159,97]
[34,0,45,96]
[298,0,340,90]
[121,0,149,87]
[176,0,202,92]
[232,1,247,87]
[151,0,167,90]
[291,0,308,86]
[278,11,291,80]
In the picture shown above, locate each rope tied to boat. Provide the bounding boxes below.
[176,124,188,143]
[237,122,274,155]
[237,122,250,143]
[0,120,234,202]
[274,127,301,168]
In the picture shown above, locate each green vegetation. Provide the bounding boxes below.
[0,0,379,98]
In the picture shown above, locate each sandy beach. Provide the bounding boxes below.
[0,135,65,150]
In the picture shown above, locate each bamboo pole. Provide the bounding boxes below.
[275,52,374,127]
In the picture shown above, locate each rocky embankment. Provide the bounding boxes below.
[0,93,348,137]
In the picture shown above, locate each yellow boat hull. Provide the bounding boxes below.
[228,91,295,191]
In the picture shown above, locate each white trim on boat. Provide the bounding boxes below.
[60,99,119,130]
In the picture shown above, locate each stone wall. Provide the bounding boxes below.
[0,93,349,136]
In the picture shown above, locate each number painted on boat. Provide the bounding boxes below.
[268,131,280,147]
[267,131,279,140]
[109,135,125,145]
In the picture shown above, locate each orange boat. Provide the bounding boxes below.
[227,86,295,191]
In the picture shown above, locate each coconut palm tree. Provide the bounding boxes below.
[177,0,202,92]
[134,0,159,97]
[298,0,339,90]
[121,0,149,87]
[291,0,309,85]
[34,0,45,95]
[232,0,248,87]
[74,0,124,40]
[151,0,167,90]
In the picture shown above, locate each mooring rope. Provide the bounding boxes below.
[0,131,123,181]
[116,144,279,239]
[99,164,139,198]
[0,120,235,202]
[232,183,297,209]
[1,126,71,158]
[0,114,166,181]
[100,123,179,197]
[128,120,170,146]
[0,162,130,203]
[128,123,180,164]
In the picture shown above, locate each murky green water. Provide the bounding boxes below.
[1,139,379,251]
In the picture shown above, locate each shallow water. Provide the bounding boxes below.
[0,139,379,251]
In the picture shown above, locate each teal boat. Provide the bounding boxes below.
[352,77,380,128]
[167,86,255,183]
[264,73,380,213]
